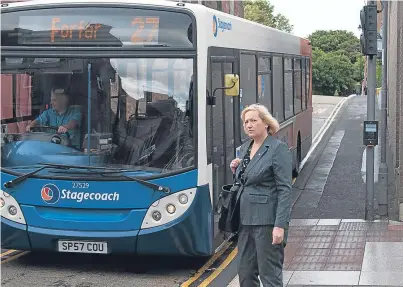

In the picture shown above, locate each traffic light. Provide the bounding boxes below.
[360,4,378,56]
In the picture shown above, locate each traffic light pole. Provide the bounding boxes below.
[361,0,378,221]
[367,47,376,221]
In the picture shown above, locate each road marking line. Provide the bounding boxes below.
[197,247,238,287]
[1,251,29,264]
[180,241,232,287]
[0,250,17,258]
[312,108,327,115]
[299,94,355,171]
[311,98,346,145]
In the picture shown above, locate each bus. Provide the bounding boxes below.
[1,0,312,257]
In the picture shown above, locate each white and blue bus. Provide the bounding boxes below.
[1,0,312,257]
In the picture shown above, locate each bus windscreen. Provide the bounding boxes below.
[1,7,194,48]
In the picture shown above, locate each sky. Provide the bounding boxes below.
[268,0,367,39]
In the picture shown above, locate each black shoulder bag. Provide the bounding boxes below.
[217,181,241,233]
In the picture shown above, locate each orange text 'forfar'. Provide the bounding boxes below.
[51,18,102,42]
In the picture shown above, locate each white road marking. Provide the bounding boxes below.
[299,94,356,171]
[313,107,328,115]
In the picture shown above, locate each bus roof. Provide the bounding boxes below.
[1,0,307,40]
[1,0,185,8]
[1,0,311,55]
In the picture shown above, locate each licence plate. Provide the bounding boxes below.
[58,240,108,254]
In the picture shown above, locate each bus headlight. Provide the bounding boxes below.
[8,205,17,216]
[152,211,162,221]
[178,194,188,204]
[141,188,196,229]
[1,190,26,224]
[166,204,176,214]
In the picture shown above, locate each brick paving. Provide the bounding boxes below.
[285,219,403,269]
[227,218,403,286]
[283,219,403,286]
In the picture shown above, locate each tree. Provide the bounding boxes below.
[273,14,293,34]
[308,30,362,96]
[308,30,361,63]
[353,55,365,83]
[312,49,355,96]
[244,0,293,33]
[376,59,382,88]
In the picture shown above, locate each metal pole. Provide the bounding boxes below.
[366,1,376,221]
[378,0,388,216]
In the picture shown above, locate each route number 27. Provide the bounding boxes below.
[131,17,160,43]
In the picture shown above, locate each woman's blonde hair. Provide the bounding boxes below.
[241,104,280,135]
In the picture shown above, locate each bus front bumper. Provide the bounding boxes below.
[1,185,213,256]
[1,217,138,253]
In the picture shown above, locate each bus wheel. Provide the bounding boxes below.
[293,135,301,178]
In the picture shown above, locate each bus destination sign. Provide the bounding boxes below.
[1,7,194,48]
[50,16,160,44]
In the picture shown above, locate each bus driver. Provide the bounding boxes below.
[26,88,82,149]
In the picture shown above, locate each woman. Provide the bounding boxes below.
[230,104,292,287]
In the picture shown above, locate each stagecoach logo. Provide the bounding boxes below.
[40,184,120,204]
[41,184,61,204]
[213,15,232,37]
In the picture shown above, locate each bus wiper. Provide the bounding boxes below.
[122,174,171,193]
[3,165,67,189]
[40,163,171,193]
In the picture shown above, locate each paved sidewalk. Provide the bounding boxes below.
[227,218,403,286]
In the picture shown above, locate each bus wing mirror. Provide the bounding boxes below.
[224,74,239,97]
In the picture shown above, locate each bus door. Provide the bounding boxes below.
[208,51,240,239]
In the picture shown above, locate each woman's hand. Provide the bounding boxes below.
[230,158,241,174]
[272,227,284,244]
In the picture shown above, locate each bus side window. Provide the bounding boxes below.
[284,57,293,119]
[302,59,307,111]
[272,56,284,122]
[294,58,302,114]
[257,55,272,114]
[240,53,257,141]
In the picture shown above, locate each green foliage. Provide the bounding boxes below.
[309,30,363,96]
[353,55,365,83]
[244,0,293,33]
[376,59,382,88]
[308,30,361,63]
[312,49,355,96]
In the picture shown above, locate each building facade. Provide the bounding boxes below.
[385,1,403,220]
